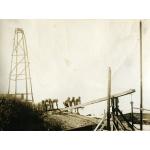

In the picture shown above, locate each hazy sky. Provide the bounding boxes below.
[0,20,150,115]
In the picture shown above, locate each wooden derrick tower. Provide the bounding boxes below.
[8,28,34,102]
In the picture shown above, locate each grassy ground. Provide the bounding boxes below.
[2,96,148,131]
[0,96,63,131]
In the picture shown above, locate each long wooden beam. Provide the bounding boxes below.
[61,89,135,111]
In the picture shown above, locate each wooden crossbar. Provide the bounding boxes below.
[61,89,135,111]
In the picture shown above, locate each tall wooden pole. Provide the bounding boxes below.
[140,21,143,131]
[107,67,111,131]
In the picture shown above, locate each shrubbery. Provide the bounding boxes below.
[0,96,48,131]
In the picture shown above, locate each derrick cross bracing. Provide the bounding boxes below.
[8,28,34,102]
[61,89,135,112]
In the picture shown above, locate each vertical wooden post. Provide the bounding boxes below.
[111,98,115,130]
[115,97,119,129]
[140,21,143,131]
[107,67,111,131]
[130,101,134,129]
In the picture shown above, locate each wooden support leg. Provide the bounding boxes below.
[130,101,134,129]
[111,98,115,130]
[114,97,119,130]
[56,102,58,109]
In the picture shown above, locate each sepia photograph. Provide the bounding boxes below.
[0,19,150,131]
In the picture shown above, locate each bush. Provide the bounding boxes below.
[0,96,47,131]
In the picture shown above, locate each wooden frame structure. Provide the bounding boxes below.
[60,88,136,131]
[8,28,34,102]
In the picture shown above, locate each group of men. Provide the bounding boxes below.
[36,96,81,113]
[63,97,81,114]
[37,99,59,112]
